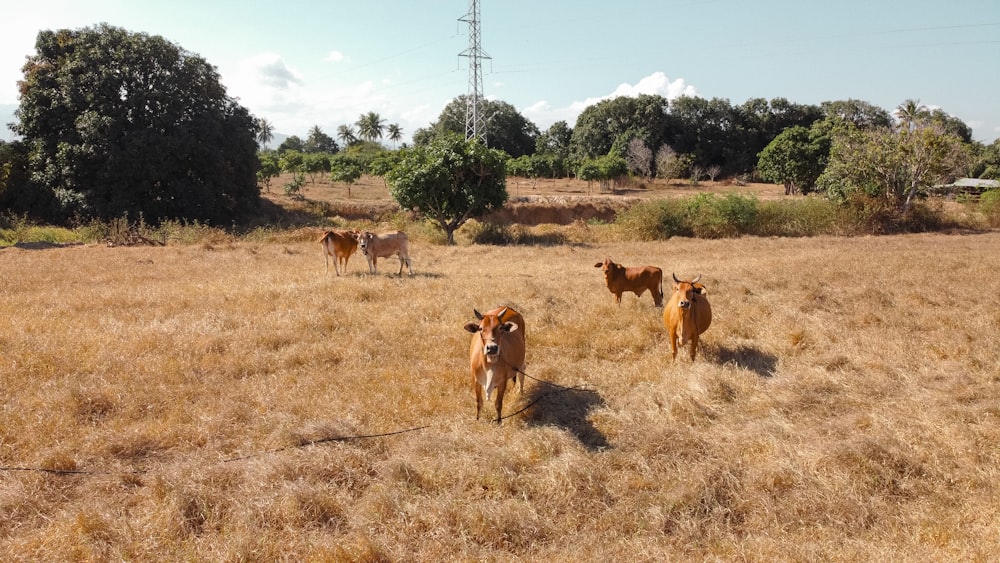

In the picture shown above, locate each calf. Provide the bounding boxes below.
[663,273,712,360]
[594,258,664,306]
[357,230,413,276]
[464,307,526,424]
[318,229,359,276]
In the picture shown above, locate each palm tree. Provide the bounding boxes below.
[336,124,358,146]
[387,123,403,149]
[895,99,928,132]
[256,117,274,148]
[356,111,386,143]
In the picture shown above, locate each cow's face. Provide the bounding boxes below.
[594,258,621,279]
[672,274,706,310]
[465,308,519,363]
[358,232,373,254]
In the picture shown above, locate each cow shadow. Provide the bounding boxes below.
[514,379,610,451]
[711,344,778,378]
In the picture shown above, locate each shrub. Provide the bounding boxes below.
[615,199,688,240]
[755,198,838,237]
[980,189,1000,227]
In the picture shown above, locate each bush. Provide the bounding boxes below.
[755,198,838,237]
[980,189,1000,227]
[615,199,688,240]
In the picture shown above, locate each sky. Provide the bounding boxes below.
[2,0,999,146]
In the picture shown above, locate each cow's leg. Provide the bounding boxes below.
[615,292,622,305]
[689,335,698,361]
[669,326,679,360]
[397,254,404,276]
[494,377,509,425]
[474,375,483,420]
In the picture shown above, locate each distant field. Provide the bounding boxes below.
[2,232,999,560]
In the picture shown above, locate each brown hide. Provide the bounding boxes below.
[663,274,712,360]
[594,258,664,306]
[318,230,359,276]
[358,230,413,276]
[463,307,526,424]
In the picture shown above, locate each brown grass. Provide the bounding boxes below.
[2,230,1000,560]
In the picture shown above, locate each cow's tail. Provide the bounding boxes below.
[317,231,332,244]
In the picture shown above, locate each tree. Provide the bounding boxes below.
[386,135,507,244]
[820,99,893,130]
[277,135,304,153]
[756,125,831,194]
[571,94,671,160]
[337,124,358,147]
[357,112,386,143]
[256,118,274,148]
[818,124,971,215]
[329,154,364,198]
[12,24,259,224]
[387,123,403,149]
[302,152,331,186]
[256,152,281,193]
[895,99,928,132]
[304,125,338,153]
[415,96,539,157]
[625,138,653,179]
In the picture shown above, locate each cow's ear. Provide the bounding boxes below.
[695,286,707,295]
[502,322,519,333]
[464,323,481,333]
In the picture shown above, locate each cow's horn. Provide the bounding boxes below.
[692,274,701,284]
[474,309,484,320]
[672,272,680,283]
[498,307,509,321]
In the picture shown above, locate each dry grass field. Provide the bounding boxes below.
[2,225,999,561]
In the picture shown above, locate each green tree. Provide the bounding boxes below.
[357,112,386,143]
[756,125,830,194]
[277,135,304,153]
[305,125,338,153]
[414,96,539,157]
[337,124,358,147]
[387,123,403,149]
[571,94,671,161]
[895,99,928,132]
[329,154,364,198]
[386,135,507,244]
[12,24,260,224]
[256,118,274,147]
[818,125,972,215]
[820,99,893,130]
[256,152,281,193]
[302,152,331,186]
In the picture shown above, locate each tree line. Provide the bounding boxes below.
[2,23,999,237]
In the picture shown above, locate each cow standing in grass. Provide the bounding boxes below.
[357,230,413,276]
[594,258,664,306]
[464,307,526,424]
[318,229,359,276]
[663,274,712,361]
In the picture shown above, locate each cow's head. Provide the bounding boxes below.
[672,273,706,310]
[465,307,519,363]
[357,231,374,254]
[594,258,622,278]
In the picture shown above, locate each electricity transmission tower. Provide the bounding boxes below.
[458,0,490,143]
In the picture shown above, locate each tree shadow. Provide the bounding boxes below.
[712,344,778,378]
[511,379,610,451]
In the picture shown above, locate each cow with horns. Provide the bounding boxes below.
[463,307,526,424]
[663,273,712,361]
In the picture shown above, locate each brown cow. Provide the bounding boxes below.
[318,229,359,276]
[663,273,712,360]
[357,230,413,276]
[464,306,526,424]
[594,258,664,306]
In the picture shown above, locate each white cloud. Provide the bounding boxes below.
[239,53,304,90]
[324,51,346,63]
[522,71,697,131]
